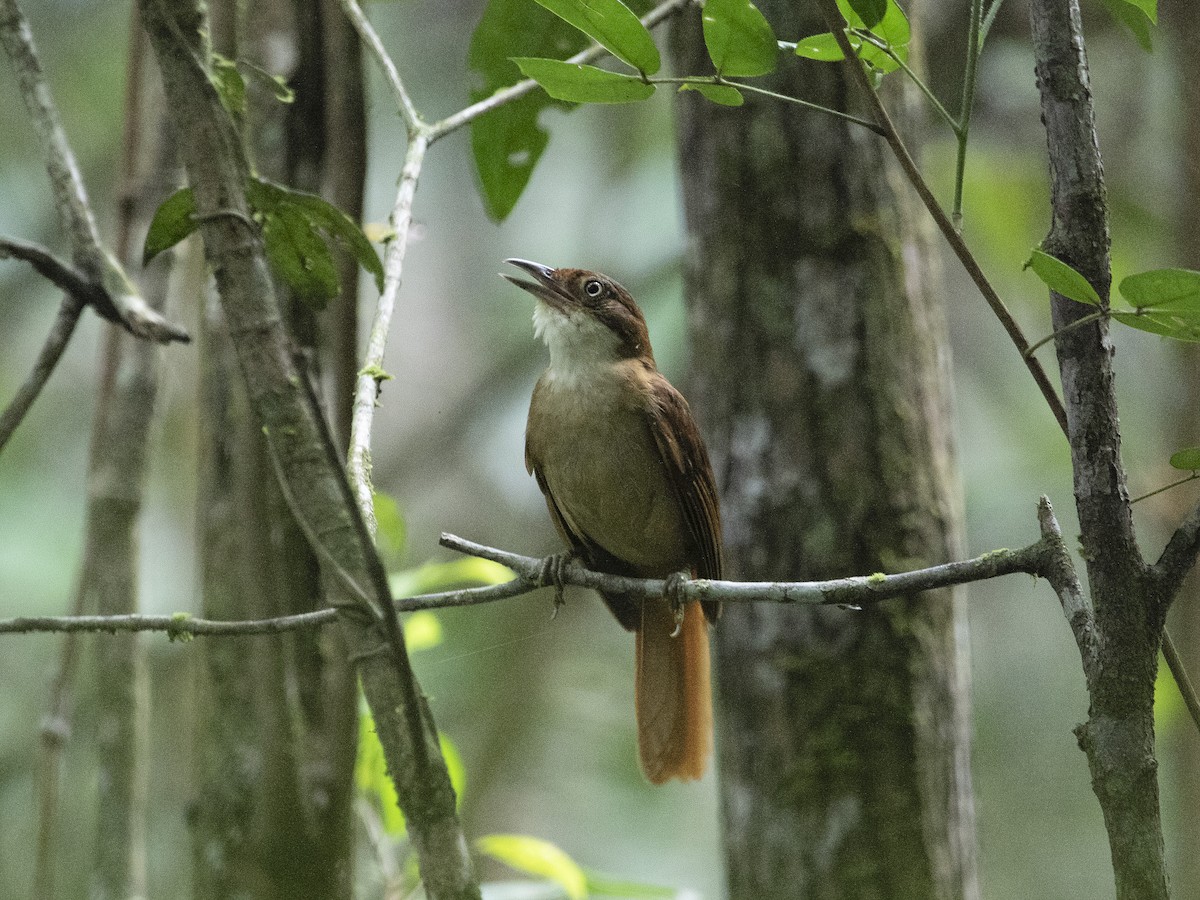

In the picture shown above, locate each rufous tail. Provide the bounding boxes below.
[635,599,712,783]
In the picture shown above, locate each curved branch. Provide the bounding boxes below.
[0,292,85,454]
[0,0,189,344]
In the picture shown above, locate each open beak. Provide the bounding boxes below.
[503,258,570,310]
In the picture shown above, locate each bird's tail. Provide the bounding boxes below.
[635,598,712,783]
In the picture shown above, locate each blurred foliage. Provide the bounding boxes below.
[0,0,1196,898]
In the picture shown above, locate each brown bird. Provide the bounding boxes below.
[503,258,723,783]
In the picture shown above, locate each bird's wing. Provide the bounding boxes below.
[643,374,724,621]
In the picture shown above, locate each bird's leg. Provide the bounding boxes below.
[664,571,691,637]
[538,551,577,618]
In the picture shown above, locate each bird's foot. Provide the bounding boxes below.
[664,571,690,637]
[538,552,576,619]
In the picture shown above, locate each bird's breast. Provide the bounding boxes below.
[527,362,689,574]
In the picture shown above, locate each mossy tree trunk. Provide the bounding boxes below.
[190,2,364,897]
[669,2,978,897]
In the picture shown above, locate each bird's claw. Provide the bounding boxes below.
[539,552,574,619]
[665,571,690,638]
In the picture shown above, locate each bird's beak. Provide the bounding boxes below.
[502,258,570,310]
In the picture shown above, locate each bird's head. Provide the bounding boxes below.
[503,258,654,367]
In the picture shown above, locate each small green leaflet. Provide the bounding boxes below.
[532,0,660,74]
[1111,268,1200,341]
[1118,268,1200,309]
[1099,0,1154,51]
[794,32,861,62]
[513,58,655,103]
[1025,249,1102,306]
[847,0,887,28]
[142,188,199,266]
[210,54,247,116]
[142,179,384,310]
[476,834,588,900]
[1169,448,1200,471]
[798,0,908,72]
[702,0,778,78]
[678,82,745,106]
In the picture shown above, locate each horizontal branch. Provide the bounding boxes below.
[1,235,126,322]
[439,532,1053,606]
[3,507,1079,639]
[0,578,535,638]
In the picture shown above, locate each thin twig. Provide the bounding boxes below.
[1162,630,1200,739]
[439,531,1054,606]
[1024,309,1107,358]
[0,293,85,454]
[953,0,984,227]
[347,131,428,529]
[1131,473,1200,506]
[0,579,534,637]
[335,0,422,133]
[0,0,189,344]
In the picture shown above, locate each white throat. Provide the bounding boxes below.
[533,301,624,389]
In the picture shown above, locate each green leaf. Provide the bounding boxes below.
[794,32,860,62]
[388,558,515,599]
[143,187,198,265]
[678,82,744,106]
[1169,448,1200,471]
[532,0,660,74]
[247,178,385,307]
[836,0,909,73]
[259,202,340,309]
[513,58,655,103]
[476,835,588,900]
[468,0,654,219]
[1024,249,1102,307]
[847,0,886,28]
[1115,0,1157,23]
[702,0,778,77]
[210,53,247,116]
[1118,268,1200,310]
[1112,310,1200,342]
[583,869,676,897]
[1098,0,1154,51]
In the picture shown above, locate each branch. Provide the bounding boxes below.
[439,529,1056,606]
[1152,495,1200,601]
[0,0,189,344]
[1036,496,1096,674]
[1,516,1079,638]
[0,578,535,638]
[0,289,84,454]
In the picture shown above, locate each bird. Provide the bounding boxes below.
[503,258,723,784]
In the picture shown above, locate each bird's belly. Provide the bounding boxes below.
[535,398,688,573]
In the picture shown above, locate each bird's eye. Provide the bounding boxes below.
[584,279,604,298]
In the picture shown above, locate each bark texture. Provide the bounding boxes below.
[189,1,365,897]
[1029,1,1169,897]
[669,3,977,898]
[140,0,479,897]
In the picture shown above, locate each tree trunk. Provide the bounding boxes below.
[669,3,977,898]
[189,1,362,896]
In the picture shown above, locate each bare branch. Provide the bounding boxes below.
[0,578,535,638]
[1,517,1078,639]
[347,132,428,529]
[439,533,1053,605]
[0,292,85,454]
[335,0,422,133]
[0,0,189,344]
[1152,495,1200,602]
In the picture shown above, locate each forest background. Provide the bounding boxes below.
[0,0,1196,897]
